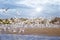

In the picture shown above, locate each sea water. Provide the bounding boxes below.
[0,34,60,40]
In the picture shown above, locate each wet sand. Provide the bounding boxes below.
[0,27,60,36]
[24,28,60,36]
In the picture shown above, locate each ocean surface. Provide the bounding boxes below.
[0,34,60,40]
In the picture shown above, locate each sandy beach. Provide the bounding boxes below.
[24,28,60,36]
[0,27,60,36]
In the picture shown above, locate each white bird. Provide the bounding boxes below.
[0,8,9,14]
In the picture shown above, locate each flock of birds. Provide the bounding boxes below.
[0,17,60,33]
[0,8,60,33]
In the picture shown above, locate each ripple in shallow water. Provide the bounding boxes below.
[0,34,60,40]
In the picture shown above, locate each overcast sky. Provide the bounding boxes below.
[0,0,60,18]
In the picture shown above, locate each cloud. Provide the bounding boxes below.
[15,0,60,17]
[15,0,60,7]
[0,0,60,18]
